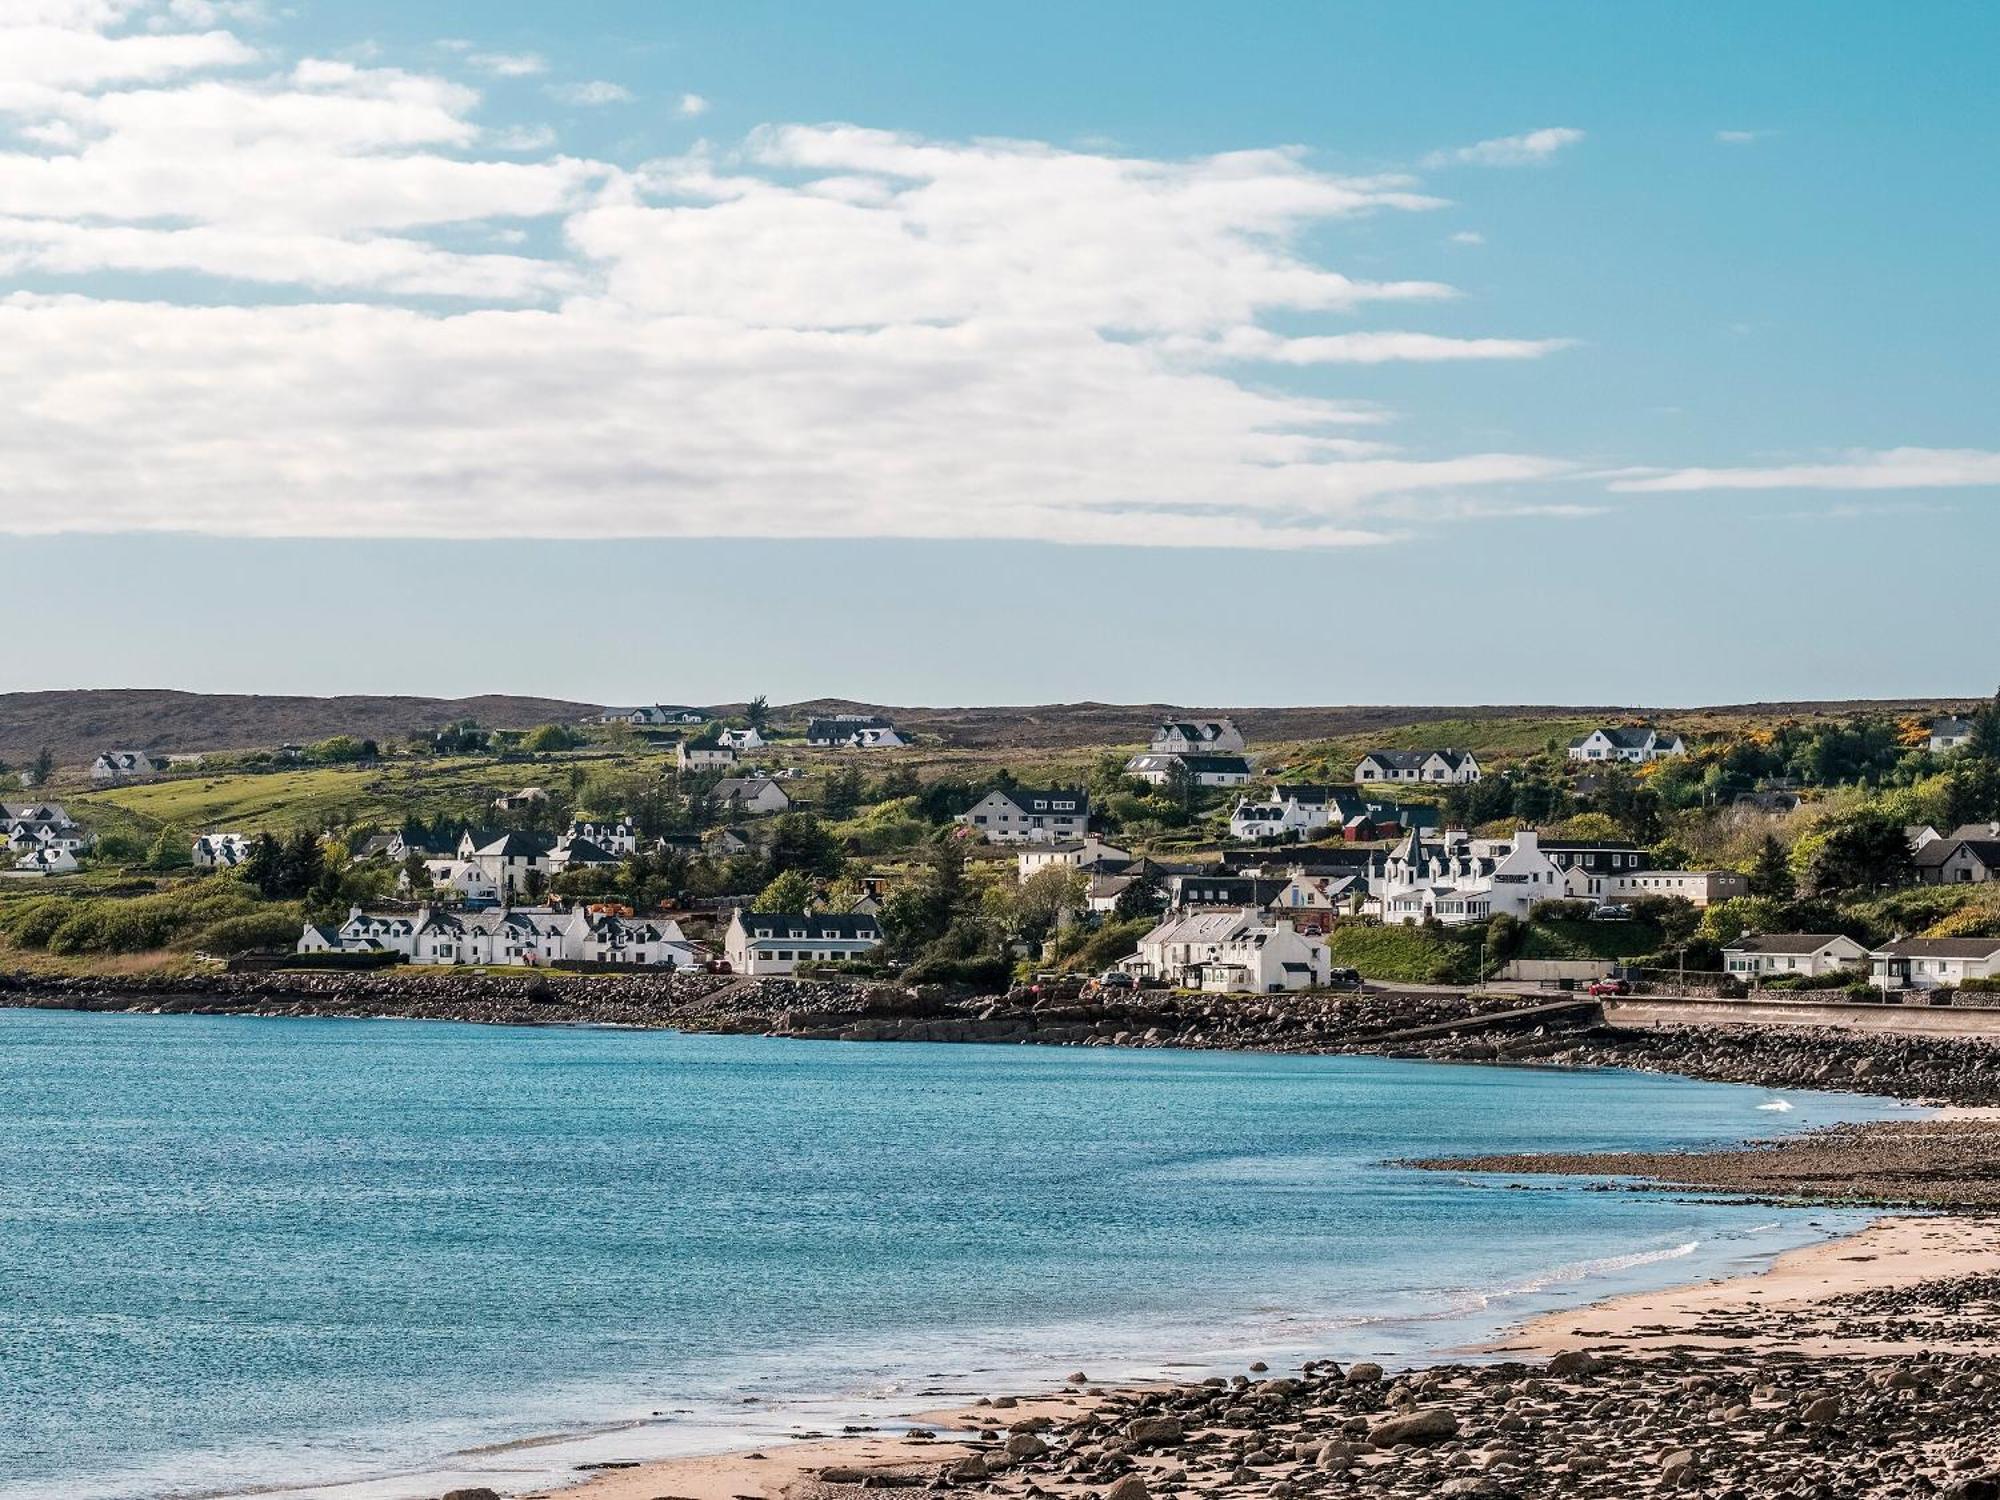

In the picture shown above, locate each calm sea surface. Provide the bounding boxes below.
[0,1008,1905,1500]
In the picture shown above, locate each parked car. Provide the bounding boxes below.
[1587,904,1634,921]
[1586,977,1631,997]
[1325,967,1364,990]
[1095,970,1136,992]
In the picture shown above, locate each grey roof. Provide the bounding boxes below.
[1874,937,2000,959]
[1916,838,2000,869]
[468,831,554,858]
[555,837,619,865]
[736,911,882,941]
[1726,933,1859,955]
[1357,748,1476,771]
[1932,716,1977,736]
[983,786,1089,817]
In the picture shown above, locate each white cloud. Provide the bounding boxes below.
[1449,230,1484,245]
[551,79,630,106]
[676,91,708,117]
[467,50,544,78]
[1610,448,2000,492]
[1714,129,1766,144]
[1426,126,1584,168]
[0,3,1591,549]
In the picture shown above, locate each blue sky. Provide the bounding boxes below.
[0,1,1994,706]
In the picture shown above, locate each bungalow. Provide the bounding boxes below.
[12,845,78,875]
[723,909,884,975]
[492,787,549,812]
[1123,752,1253,788]
[1571,868,1749,907]
[1566,727,1688,764]
[712,776,793,816]
[192,832,257,869]
[1723,933,1869,980]
[1916,835,2000,886]
[610,705,710,726]
[717,727,766,752]
[91,749,167,783]
[1930,716,1977,755]
[677,741,738,772]
[1150,718,1246,755]
[1352,749,1481,785]
[1017,837,1130,882]
[1124,908,1328,992]
[1870,937,2000,992]
[806,716,908,749]
[707,827,753,857]
[955,787,1091,844]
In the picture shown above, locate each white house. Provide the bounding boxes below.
[1150,718,1246,755]
[1124,908,1329,993]
[546,837,621,874]
[1379,829,1571,926]
[717,727,766,751]
[1929,716,1977,755]
[409,859,502,904]
[1567,727,1688,764]
[1017,837,1130,882]
[453,830,554,901]
[565,817,638,856]
[609,705,710,726]
[678,741,738,772]
[1229,794,1323,842]
[1723,933,1869,980]
[5,801,89,856]
[12,845,78,875]
[301,904,702,970]
[1564,867,1750,907]
[192,832,257,869]
[956,787,1091,844]
[1352,749,1482,785]
[1869,937,2000,991]
[806,716,907,749]
[1123,752,1253,788]
[723,909,884,975]
[1916,834,2000,886]
[92,749,167,783]
[712,776,793,816]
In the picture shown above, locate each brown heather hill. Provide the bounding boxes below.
[0,689,603,767]
[0,689,1974,766]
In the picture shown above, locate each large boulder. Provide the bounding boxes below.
[1125,1415,1183,1448]
[1366,1407,1459,1448]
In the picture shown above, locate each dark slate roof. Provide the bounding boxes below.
[470,831,554,857]
[1176,755,1251,774]
[1874,937,2000,958]
[1917,838,2000,869]
[1357,748,1476,771]
[558,837,619,865]
[1727,933,1858,955]
[736,911,883,940]
[807,716,892,738]
[1932,716,1977,736]
[987,786,1090,816]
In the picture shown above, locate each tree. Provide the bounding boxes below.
[1004,867,1086,950]
[523,723,580,753]
[745,695,770,731]
[1971,688,2000,761]
[1748,833,1795,899]
[822,766,866,820]
[754,869,817,913]
[766,813,844,878]
[1112,868,1166,920]
[881,836,969,957]
[149,824,193,871]
[1795,809,1915,896]
[30,746,53,787]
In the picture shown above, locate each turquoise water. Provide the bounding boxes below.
[0,1009,1905,1500]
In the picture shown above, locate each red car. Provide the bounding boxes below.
[1586,978,1631,997]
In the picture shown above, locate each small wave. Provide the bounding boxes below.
[1757,1099,1794,1112]
[1493,1239,1701,1298]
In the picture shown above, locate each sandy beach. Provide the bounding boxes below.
[523,1122,2000,1500]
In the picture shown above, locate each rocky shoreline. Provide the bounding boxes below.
[12,968,2000,1107]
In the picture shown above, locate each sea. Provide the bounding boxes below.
[0,1007,1910,1500]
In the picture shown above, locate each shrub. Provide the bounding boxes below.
[189,909,307,955]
